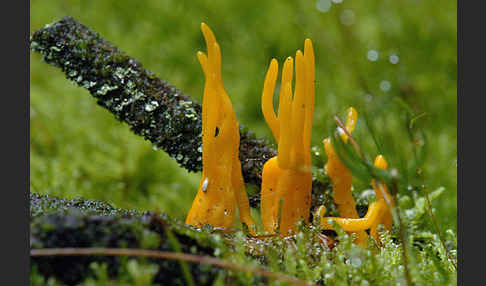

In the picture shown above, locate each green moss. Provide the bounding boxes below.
[30,193,223,285]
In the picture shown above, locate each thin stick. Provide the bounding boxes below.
[333,115,368,164]
[421,185,458,270]
[31,248,315,286]
[390,183,413,286]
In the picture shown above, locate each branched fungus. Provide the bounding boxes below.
[260,39,315,234]
[318,107,368,245]
[319,150,395,246]
[185,23,255,233]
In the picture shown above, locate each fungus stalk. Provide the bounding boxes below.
[319,154,395,246]
[260,39,315,234]
[318,107,368,245]
[185,24,255,233]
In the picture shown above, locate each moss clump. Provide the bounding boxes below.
[30,193,139,218]
[30,193,224,285]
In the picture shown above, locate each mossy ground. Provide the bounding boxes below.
[30,0,456,284]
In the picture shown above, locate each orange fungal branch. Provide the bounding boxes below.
[260,39,315,234]
[320,108,368,245]
[319,151,395,246]
[185,23,255,234]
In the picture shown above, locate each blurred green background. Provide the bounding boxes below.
[30,0,456,231]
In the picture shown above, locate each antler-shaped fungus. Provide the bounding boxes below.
[260,39,315,234]
[319,152,395,246]
[318,107,368,245]
[185,24,255,233]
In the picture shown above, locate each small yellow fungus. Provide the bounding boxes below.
[185,23,256,233]
[319,154,395,246]
[260,39,315,234]
[370,155,394,242]
[320,107,368,245]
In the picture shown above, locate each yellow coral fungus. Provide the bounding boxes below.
[370,155,395,241]
[321,107,368,245]
[260,39,315,234]
[185,23,255,233]
[319,154,395,245]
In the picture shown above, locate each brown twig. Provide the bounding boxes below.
[387,183,414,286]
[333,115,368,164]
[31,248,315,286]
[421,184,458,270]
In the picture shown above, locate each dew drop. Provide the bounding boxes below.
[367,50,379,62]
[202,178,209,192]
[340,9,355,26]
[380,80,391,92]
[145,101,159,112]
[360,189,376,200]
[389,54,399,64]
[351,256,362,267]
[316,0,332,13]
